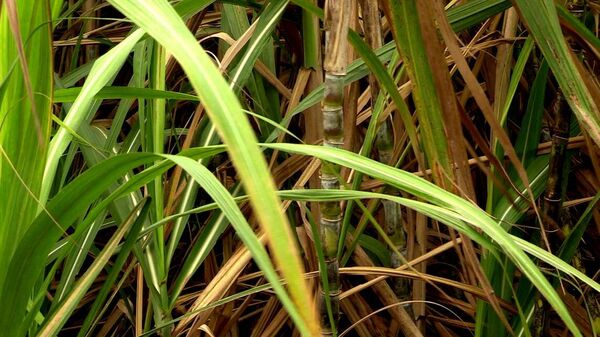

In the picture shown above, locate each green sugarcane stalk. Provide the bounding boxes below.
[320,0,351,335]
[359,0,412,312]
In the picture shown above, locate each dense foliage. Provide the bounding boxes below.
[1,0,599,336]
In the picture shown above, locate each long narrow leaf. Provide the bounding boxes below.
[513,0,600,147]
[88,2,320,334]
[267,143,584,337]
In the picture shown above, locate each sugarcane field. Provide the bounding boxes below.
[1,0,600,336]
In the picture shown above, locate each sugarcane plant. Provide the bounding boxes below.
[319,0,351,335]
[531,87,572,337]
[532,2,587,335]
[359,0,412,313]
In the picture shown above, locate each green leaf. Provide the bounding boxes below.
[53,86,199,102]
[40,29,145,206]
[446,0,511,32]
[0,0,59,294]
[267,142,584,337]
[36,199,150,337]
[105,0,319,334]
[514,61,548,167]
[513,0,600,147]
[0,148,220,336]
[383,0,450,172]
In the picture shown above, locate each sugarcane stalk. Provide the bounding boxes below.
[557,2,600,334]
[532,3,583,335]
[374,131,415,327]
[320,0,351,335]
[532,88,572,337]
[359,0,412,314]
[375,99,411,307]
[542,93,571,229]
